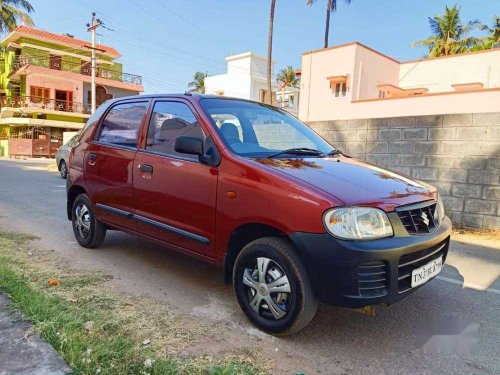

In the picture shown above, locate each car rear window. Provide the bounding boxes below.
[97,101,148,148]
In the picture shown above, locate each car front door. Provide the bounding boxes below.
[133,99,217,258]
[84,100,149,229]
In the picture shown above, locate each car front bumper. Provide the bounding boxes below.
[290,215,452,308]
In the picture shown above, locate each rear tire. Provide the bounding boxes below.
[71,194,106,248]
[59,160,67,179]
[233,237,318,336]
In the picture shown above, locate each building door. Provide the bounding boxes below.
[133,100,217,258]
[55,90,73,111]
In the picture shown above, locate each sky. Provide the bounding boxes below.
[27,0,498,94]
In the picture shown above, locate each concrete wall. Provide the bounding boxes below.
[205,73,253,99]
[205,52,277,101]
[399,50,500,92]
[308,112,500,230]
[300,43,357,121]
[299,43,500,122]
[82,83,138,104]
[26,75,83,103]
[353,44,400,100]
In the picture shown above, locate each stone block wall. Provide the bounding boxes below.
[308,113,500,229]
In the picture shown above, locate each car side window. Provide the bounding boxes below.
[146,101,205,160]
[97,101,148,148]
[67,135,78,146]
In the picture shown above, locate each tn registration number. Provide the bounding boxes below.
[411,256,442,288]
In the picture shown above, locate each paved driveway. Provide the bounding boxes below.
[0,158,499,374]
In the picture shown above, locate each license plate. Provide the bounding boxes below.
[411,256,442,288]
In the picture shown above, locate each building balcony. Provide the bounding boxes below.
[1,95,92,116]
[11,56,142,86]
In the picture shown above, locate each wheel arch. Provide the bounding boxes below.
[223,223,296,284]
[66,185,88,220]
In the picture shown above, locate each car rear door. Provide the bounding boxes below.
[132,99,217,258]
[84,99,150,229]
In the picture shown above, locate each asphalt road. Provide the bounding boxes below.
[0,158,499,375]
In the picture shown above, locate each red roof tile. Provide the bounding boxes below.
[10,26,120,57]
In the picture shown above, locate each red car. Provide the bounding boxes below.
[67,95,451,335]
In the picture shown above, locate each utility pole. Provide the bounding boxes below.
[87,13,102,114]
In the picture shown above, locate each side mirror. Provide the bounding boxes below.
[174,136,203,156]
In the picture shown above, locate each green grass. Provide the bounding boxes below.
[0,229,263,375]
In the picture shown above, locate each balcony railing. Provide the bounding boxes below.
[12,55,142,86]
[1,95,92,114]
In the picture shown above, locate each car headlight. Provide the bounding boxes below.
[323,207,393,240]
[434,196,445,223]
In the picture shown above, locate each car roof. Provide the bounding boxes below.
[107,94,265,105]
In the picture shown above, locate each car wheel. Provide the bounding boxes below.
[233,237,318,336]
[71,194,106,248]
[59,160,68,179]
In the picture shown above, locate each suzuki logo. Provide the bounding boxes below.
[420,212,430,227]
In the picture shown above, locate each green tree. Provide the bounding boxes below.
[306,0,352,49]
[266,0,276,105]
[413,5,482,57]
[276,66,299,108]
[0,0,34,34]
[477,16,500,50]
[187,71,207,94]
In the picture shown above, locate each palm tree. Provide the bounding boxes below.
[477,16,500,50]
[306,0,352,49]
[266,0,276,105]
[187,71,207,94]
[276,66,299,108]
[0,0,34,35]
[413,5,482,57]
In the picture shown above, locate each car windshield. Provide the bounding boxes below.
[200,98,335,158]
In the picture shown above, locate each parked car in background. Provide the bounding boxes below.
[56,135,79,179]
[66,94,451,335]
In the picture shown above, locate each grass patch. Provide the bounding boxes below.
[0,228,265,374]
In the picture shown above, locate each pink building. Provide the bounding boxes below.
[299,42,500,122]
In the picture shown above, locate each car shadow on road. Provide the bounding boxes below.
[97,232,495,338]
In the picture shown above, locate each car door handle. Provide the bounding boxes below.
[140,164,153,173]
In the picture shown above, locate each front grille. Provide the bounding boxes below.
[396,201,437,235]
[358,261,388,298]
[397,240,448,293]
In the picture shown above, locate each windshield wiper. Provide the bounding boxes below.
[266,148,324,159]
[324,149,342,156]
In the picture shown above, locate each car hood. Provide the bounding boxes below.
[255,156,436,210]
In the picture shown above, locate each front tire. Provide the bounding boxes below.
[59,160,67,179]
[233,237,318,336]
[71,194,106,248]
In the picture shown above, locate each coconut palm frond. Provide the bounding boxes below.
[276,66,299,89]
[413,5,482,57]
[0,0,34,34]
[187,71,207,94]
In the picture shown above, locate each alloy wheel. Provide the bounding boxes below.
[242,257,291,320]
[60,162,67,178]
[74,203,91,239]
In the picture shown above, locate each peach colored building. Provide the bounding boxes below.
[299,42,500,122]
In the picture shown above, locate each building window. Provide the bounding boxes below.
[327,75,348,98]
[334,82,347,98]
[30,86,50,103]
